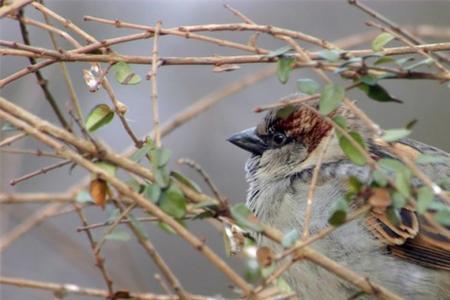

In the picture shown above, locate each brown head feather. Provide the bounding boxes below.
[257,97,333,153]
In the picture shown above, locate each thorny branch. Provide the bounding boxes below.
[1,1,450,300]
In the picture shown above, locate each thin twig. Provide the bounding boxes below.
[0,147,61,158]
[0,276,209,300]
[114,201,191,300]
[0,132,27,147]
[177,158,224,203]
[0,0,33,18]
[38,5,84,122]
[150,21,162,147]
[0,203,66,252]
[83,15,268,55]
[367,20,449,75]
[30,2,141,146]
[0,192,75,204]
[0,107,252,296]
[17,9,72,132]
[73,204,114,295]
[76,215,197,232]
[302,134,332,239]
[261,223,402,300]
[9,159,72,186]
[278,204,371,260]
[348,0,450,66]
[92,203,136,255]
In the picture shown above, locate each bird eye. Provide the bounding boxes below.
[272,132,287,146]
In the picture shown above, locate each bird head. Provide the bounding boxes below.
[228,94,361,181]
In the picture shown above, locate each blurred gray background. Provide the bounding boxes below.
[1,0,450,299]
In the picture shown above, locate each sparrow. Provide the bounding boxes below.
[228,94,450,300]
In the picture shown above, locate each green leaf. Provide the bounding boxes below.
[114,61,141,85]
[416,154,447,165]
[159,184,187,219]
[319,84,345,115]
[130,137,155,162]
[374,56,395,65]
[126,179,143,193]
[405,58,433,71]
[158,221,177,235]
[339,57,362,68]
[193,210,215,220]
[266,46,293,58]
[358,83,402,103]
[416,186,434,214]
[435,210,450,226]
[372,32,394,52]
[348,177,363,195]
[230,203,263,232]
[150,148,172,167]
[94,161,117,177]
[405,119,418,130]
[191,200,218,210]
[153,166,170,187]
[276,277,293,293]
[395,170,411,198]
[339,131,367,166]
[379,159,412,198]
[395,56,415,66]
[378,158,408,173]
[85,104,115,132]
[130,146,149,162]
[372,170,388,187]
[382,128,411,142]
[360,74,379,86]
[171,171,202,193]
[1,122,17,132]
[276,105,295,119]
[332,116,347,138]
[391,191,406,208]
[144,183,161,203]
[105,229,130,241]
[316,50,341,62]
[386,207,401,225]
[296,78,320,95]
[277,56,295,84]
[328,198,348,226]
[281,229,299,248]
[244,259,262,283]
[75,190,94,204]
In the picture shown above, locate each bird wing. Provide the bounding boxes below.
[364,139,450,270]
[326,138,450,270]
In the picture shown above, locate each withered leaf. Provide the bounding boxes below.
[90,178,109,209]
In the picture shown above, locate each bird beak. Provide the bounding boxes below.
[228,127,268,155]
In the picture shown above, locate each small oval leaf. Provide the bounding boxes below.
[297,78,319,95]
[85,104,115,132]
[277,56,295,84]
[372,32,394,52]
[339,131,367,166]
[230,203,262,232]
[416,186,434,214]
[281,229,299,248]
[319,84,345,115]
[159,184,187,219]
[114,61,141,85]
[328,198,348,226]
[382,128,411,142]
